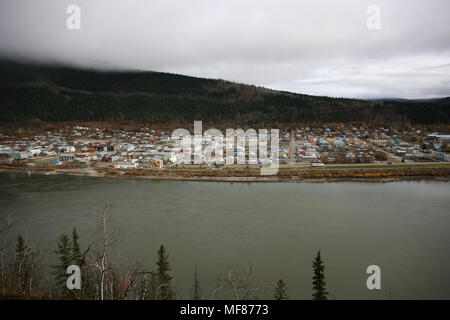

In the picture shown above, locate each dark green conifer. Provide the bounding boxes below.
[53,234,72,293]
[155,245,173,299]
[274,279,288,300]
[312,251,328,300]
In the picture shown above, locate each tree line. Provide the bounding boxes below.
[0,208,328,300]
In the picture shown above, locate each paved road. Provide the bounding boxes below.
[276,161,449,169]
[320,161,449,167]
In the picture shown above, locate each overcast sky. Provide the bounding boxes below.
[0,0,449,99]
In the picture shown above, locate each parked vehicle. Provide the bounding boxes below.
[311,162,325,168]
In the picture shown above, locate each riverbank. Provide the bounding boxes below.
[1,164,450,183]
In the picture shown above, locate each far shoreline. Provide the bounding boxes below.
[1,164,449,184]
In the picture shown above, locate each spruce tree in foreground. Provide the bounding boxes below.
[70,228,92,298]
[155,245,173,299]
[274,279,288,300]
[15,235,28,271]
[53,229,91,297]
[14,235,31,293]
[70,228,82,265]
[312,250,328,300]
[53,234,72,294]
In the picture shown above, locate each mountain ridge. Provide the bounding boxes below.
[1,59,449,126]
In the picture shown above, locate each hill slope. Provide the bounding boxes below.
[0,59,449,126]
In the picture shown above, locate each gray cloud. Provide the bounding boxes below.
[0,0,449,99]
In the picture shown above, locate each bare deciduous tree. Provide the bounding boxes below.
[87,205,119,300]
[119,259,153,300]
[211,264,263,300]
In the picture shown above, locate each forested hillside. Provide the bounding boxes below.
[0,59,449,126]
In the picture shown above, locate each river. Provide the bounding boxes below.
[0,173,449,299]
